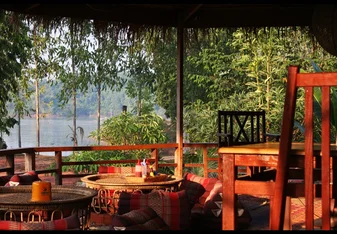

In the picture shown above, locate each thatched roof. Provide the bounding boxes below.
[0,4,336,55]
[0,4,315,28]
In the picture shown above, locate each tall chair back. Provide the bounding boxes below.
[270,65,337,230]
[217,110,267,148]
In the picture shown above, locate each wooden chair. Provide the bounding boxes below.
[217,110,280,177]
[270,65,337,230]
[217,110,267,147]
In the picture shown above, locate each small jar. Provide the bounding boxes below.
[135,159,142,177]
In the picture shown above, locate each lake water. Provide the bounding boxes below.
[2,118,100,155]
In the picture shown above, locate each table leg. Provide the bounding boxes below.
[222,153,236,230]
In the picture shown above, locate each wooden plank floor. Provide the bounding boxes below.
[240,194,336,230]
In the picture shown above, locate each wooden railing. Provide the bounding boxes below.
[0,143,218,185]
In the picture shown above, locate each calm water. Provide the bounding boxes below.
[2,118,100,155]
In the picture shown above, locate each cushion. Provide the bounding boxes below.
[0,213,80,230]
[4,171,41,187]
[205,180,222,203]
[117,189,191,230]
[111,207,170,230]
[4,175,20,187]
[18,171,41,185]
[203,182,250,219]
[203,191,252,229]
[179,175,205,207]
[0,175,10,186]
[180,172,218,205]
[203,193,225,217]
[98,166,135,174]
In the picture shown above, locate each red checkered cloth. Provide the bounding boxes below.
[0,213,80,230]
[180,172,218,206]
[117,190,191,230]
[98,166,135,174]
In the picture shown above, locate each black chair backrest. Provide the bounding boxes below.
[217,110,267,147]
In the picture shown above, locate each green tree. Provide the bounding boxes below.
[51,20,92,146]
[24,22,55,147]
[89,29,126,145]
[90,111,167,159]
[0,11,32,136]
[124,39,156,116]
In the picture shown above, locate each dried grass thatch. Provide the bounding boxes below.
[1,4,337,56]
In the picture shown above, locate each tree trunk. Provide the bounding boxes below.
[35,62,40,147]
[34,26,40,147]
[97,82,101,145]
[17,110,21,148]
[70,23,77,147]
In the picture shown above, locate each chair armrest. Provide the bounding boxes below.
[217,133,233,147]
[216,133,232,137]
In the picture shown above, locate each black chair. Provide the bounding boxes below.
[217,110,280,176]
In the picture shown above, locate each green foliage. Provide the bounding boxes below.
[0,12,32,135]
[182,148,218,177]
[293,61,337,144]
[184,100,218,143]
[90,111,168,159]
[61,151,134,173]
[182,28,337,144]
[66,125,84,144]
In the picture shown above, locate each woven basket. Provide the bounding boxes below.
[124,174,168,183]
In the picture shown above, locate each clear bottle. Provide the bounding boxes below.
[145,159,150,177]
[141,159,147,178]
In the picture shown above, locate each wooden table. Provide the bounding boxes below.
[80,173,183,191]
[218,142,337,230]
[81,173,183,215]
[0,185,97,230]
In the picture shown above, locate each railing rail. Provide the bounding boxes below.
[0,143,218,184]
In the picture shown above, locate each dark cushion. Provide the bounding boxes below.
[18,171,41,185]
[117,189,191,230]
[0,175,11,186]
[111,207,170,230]
[179,178,205,207]
[4,171,41,186]
[203,192,252,230]
[4,175,20,187]
[180,172,217,205]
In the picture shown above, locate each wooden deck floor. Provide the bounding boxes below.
[240,194,336,230]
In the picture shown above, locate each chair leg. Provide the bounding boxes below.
[283,196,291,230]
[270,195,291,230]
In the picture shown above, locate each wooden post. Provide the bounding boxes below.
[6,153,15,176]
[151,148,159,172]
[55,151,63,185]
[203,147,208,178]
[175,21,184,178]
[24,152,35,171]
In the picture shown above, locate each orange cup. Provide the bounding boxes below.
[31,181,52,201]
